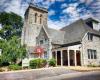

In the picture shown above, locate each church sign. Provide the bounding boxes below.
[35,46,44,57]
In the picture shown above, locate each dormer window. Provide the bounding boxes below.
[88,33,93,41]
[86,21,93,29]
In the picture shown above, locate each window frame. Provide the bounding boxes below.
[40,40,44,45]
[87,49,97,59]
[88,33,93,41]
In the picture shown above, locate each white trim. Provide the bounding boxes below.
[82,32,88,41]
[42,25,50,39]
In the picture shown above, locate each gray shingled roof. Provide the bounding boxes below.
[61,19,100,45]
[40,18,100,45]
[48,28,65,44]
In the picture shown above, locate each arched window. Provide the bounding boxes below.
[35,13,37,23]
[40,14,42,24]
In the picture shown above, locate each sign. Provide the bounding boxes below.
[35,46,44,54]
[22,58,29,67]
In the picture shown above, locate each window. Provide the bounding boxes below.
[88,33,93,41]
[87,49,91,59]
[40,40,43,45]
[86,21,93,29]
[44,51,48,59]
[35,13,37,23]
[40,14,42,24]
[87,49,97,59]
[94,50,97,59]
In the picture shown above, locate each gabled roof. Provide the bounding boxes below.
[82,16,100,23]
[38,17,100,45]
[61,19,86,44]
[61,19,100,45]
[48,28,65,44]
[38,25,65,45]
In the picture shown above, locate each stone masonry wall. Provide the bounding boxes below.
[82,33,100,66]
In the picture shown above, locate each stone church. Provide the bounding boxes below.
[21,3,100,66]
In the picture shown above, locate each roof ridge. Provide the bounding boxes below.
[48,27,65,32]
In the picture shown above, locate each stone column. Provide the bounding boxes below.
[55,51,57,66]
[74,50,77,66]
[61,50,63,66]
[48,38,52,59]
[68,50,70,66]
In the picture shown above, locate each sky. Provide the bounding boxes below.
[0,0,100,29]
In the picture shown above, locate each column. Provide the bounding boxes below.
[74,50,77,66]
[55,51,57,66]
[48,39,52,59]
[68,50,70,66]
[61,50,63,66]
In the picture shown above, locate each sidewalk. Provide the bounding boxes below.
[64,66,100,72]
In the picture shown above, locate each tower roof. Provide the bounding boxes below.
[29,3,48,13]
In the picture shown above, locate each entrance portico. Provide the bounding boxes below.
[52,45,81,66]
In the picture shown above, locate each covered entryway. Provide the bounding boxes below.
[52,44,81,66]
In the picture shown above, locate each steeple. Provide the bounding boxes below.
[21,1,48,46]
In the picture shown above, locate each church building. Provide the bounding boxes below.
[21,3,100,66]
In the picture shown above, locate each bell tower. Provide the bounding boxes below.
[21,3,48,47]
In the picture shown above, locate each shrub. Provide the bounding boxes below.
[0,68,4,72]
[0,56,9,67]
[29,58,47,69]
[48,58,56,67]
[8,64,21,70]
[87,64,97,67]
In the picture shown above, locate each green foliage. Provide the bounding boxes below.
[0,36,26,65]
[48,58,56,67]
[87,64,97,67]
[0,68,4,72]
[8,64,21,70]
[0,56,1,66]
[29,58,47,69]
[0,12,23,40]
[0,12,26,67]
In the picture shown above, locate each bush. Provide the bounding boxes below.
[48,58,56,67]
[0,68,4,72]
[8,64,21,70]
[0,56,9,67]
[87,64,97,67]
[29,58,47,69]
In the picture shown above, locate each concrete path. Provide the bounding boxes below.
[0,67,100,80]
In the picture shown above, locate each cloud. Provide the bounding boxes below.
[0,0,13,12]
[0,0,100,30]
[48,10,55,16]
[5,0,21,15]
[79,0,94,4]
[61,3,68,8]
[62,3,79,19]
[48,19,66,30]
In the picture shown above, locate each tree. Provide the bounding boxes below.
[0,12,26,65]
[0,36,26,64]
[0,12,23,40]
